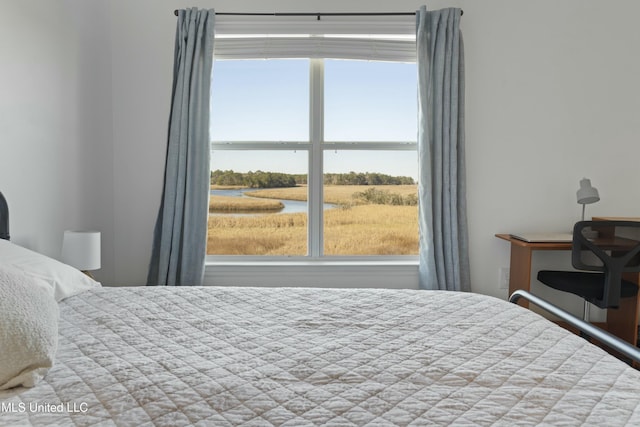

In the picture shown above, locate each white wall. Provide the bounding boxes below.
[3,1,640,315]
[70,0,115,285]
[0,1,79,252]
[0,0,114,284]
[461,0,640,316]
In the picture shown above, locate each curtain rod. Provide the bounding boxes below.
[173,11,463,19]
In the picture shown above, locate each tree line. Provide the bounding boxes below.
[210,170,296,188]
[211,169,415,188]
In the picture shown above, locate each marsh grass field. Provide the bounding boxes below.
[207,185,418,255]
[209,194,284,213]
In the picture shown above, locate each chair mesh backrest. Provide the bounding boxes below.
[572,221,640,307]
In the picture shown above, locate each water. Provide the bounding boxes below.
[210,188,334,216]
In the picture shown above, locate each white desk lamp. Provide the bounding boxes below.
[61,230,101,277]
[577,178,600,221]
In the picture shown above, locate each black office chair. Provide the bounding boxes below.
[537,221,640,322]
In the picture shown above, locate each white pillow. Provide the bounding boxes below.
[0,238,101,301]
[0,264,59,390]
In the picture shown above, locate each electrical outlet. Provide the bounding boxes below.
[499,268,510,290]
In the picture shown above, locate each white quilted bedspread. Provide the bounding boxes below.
[2,286,640,426]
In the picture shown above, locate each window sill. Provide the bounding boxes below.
[204,257,419,289]
[206,256,417,266]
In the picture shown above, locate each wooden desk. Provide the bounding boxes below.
[495,234,571,308]
[496,218,640,347]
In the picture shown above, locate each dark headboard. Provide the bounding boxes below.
[0,191,9,240]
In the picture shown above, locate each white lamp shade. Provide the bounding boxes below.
[61,231,101,271]
[576,178,600,205]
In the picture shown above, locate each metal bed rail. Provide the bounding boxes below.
[509,289,640,364]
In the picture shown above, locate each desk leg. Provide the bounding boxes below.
[509,244,533,308]
[606,296,638,347]
[606,272,640,347]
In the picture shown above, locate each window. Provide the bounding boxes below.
[208,26,418,260]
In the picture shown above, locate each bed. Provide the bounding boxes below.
[2,192,640,426]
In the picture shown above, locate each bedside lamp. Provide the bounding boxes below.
[577,178,600,221]
[61,231,101,277]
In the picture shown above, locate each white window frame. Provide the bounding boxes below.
[207,17,419,269]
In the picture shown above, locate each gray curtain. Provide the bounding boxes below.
[417,6,470,291]
[147,8,215,286]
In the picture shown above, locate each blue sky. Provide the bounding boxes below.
[210,59,418,180]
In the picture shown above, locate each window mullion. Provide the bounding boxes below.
[308,59,324,258]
